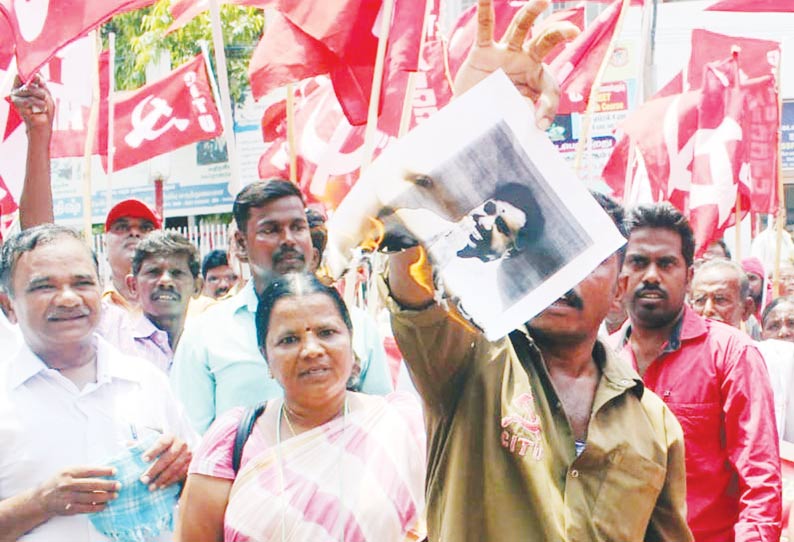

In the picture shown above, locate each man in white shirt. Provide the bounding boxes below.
[0,224,196,541]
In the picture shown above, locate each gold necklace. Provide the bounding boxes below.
[282,406,298,437]
[282,399,348,438]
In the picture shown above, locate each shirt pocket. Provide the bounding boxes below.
[665,401,721,461]
[593,448,667,541]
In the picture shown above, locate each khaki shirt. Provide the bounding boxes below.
[102,284,140,315]
[389,299,691,542]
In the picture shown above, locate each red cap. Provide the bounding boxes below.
[104,199,161,232]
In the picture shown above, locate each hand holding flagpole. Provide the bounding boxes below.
[453,0,579,131]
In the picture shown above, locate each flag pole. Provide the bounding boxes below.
[106,32,116,215]
[286,83,298,183]
[361,0,396,169]
[573,0,633,177]
[207,0,242,195]
[82,31,101,240]
[772,53,786,298]
[397,0,432,138]
[735,197,742,261]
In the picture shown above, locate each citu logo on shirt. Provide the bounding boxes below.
[500,391,543,460]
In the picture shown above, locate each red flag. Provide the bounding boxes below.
[604,30,781,207]
[0,93,23,223]
[258,1,451,209]
[687,57,748,253]
[738,74,779,215]
[167,0,266,33]
[706,0,794,12]
[688,29,780,89]
[248,0,426,125]
[0,12,13,71]
[0,0,155,81]
[550,0,628,114]
[111,54,223,172]
[44,38,110,158]
[604,55,779,253]
[447,2,584,81]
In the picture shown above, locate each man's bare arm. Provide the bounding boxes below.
[10,74,55,229]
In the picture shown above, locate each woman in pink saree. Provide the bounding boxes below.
[175,273,426,542]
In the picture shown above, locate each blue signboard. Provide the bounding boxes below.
[782,101,794,170]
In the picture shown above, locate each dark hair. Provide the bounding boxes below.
[590,191,627,264]
[233,179,304,231]
[625,203,696,268]
[305,208,328,258]
[0,224,97,296]
[762,295,794,327]
[255,273,352,356]
[694,258,749,299]
[201,249,229,278]
[131,230,200,278]
[491,182,544,250]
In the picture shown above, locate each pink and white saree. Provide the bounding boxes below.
[224,393,426,542]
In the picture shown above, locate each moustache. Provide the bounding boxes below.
[272,247,305,265]
[635,284,667,298]
[556,289,584,310]
[47,307,90,320]
[150,288,181,302]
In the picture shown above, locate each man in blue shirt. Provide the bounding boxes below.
[170,179,392,433]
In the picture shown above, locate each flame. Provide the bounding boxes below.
[408,245,434,297]
[448,304,478,334]
[408,246,477,333]
[360,216,386,253]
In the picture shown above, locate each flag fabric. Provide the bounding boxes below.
[0,0,155,81]
[0,57,23,229]
[248,0,427,125]
[258,0,451,209]
[0,12,14,72]
[603,55,779,254]
[550,0,627,114]
[167,0,266,33]
[706,0,794,12]
[447,2,584,81]
[603,30,781,214]
[687,29,780,88]
[111,54,223,172]
[687,56,748,253]
[45,38,109,158]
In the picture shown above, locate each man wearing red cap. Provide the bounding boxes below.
[103,199,161,312]
[9,77,162,314]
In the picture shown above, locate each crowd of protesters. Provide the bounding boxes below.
[0,0,793,541]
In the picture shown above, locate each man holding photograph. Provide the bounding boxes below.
[381,1,691,540]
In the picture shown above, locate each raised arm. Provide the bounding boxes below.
[10,75,55,229]
[453,0,579,129]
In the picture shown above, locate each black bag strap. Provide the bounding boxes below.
[232,401,267,475]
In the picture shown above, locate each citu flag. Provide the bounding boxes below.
[109,54,223,172]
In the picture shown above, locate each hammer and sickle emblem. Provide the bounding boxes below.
[124,96,190,148]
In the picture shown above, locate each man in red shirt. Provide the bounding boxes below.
[615,202,782,542]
